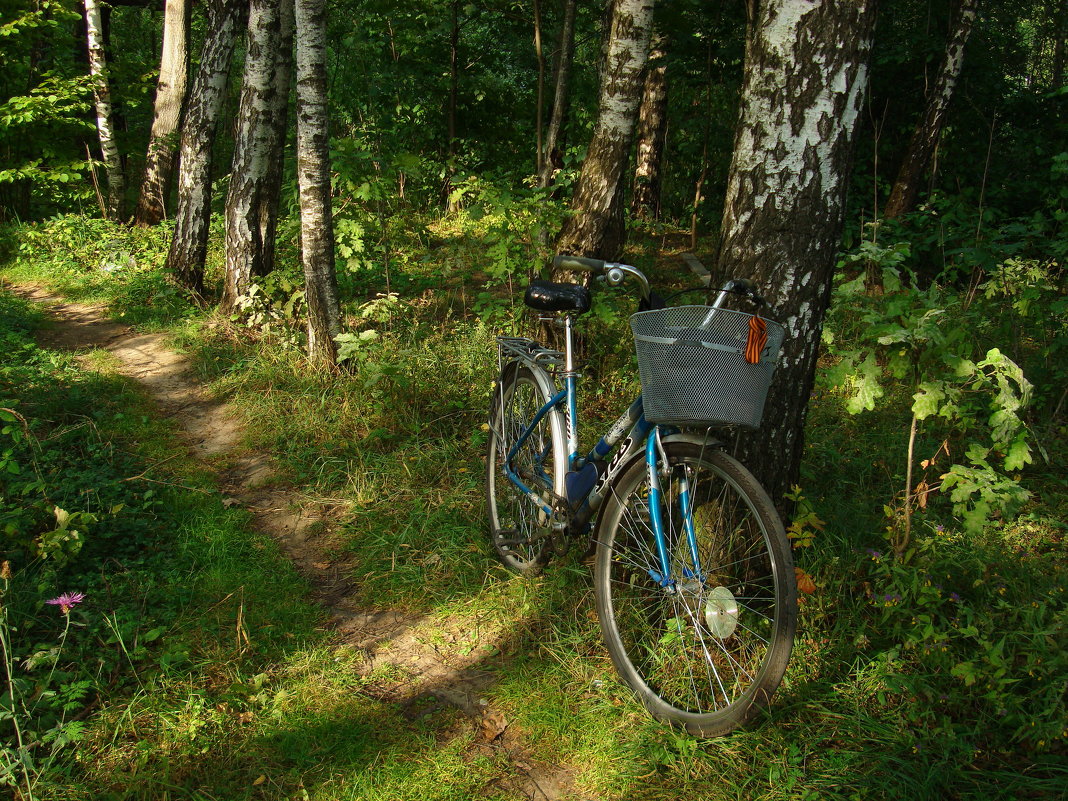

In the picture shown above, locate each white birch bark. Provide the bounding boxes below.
[295,0,340,364]
[166,0,244,294]
[135,0,189,226]
[884,0,979,218]
[258,0,295,277]
[555,0,656,261]
[84,0,124,220]
[716,0,878,503]
[222,0,284,313]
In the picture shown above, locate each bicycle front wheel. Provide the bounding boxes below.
[486,362,566,573]
[594,440,797,736]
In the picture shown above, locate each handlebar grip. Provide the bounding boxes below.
[726,278,769,307]
[553,254,607,274]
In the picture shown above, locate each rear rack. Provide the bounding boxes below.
[497,336,565,369]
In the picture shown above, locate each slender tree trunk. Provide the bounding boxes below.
[631,35,669,221]
[1053,0,1066,90]
[258,0,295,278]
[449,0,459,155]
[716,0,878,506]
[539,0,577,189]
[690,151,708,251]
[883,0,978,218]
[295,0,340,365]
[555,0,656,261]
[134,0,190,226]
[534,0,545,175]
[442,0,461,209]
[166,0,245,295]
[690,38,714,249]
[222,0,285,313]
[84,0,124,220]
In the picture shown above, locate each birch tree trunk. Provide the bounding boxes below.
[295,0,340,366]
[538,0,577,189]
[166,0,245,295]
[222,0,287,313]
[716,0,878,505]
[631,35,669,221]
[259,0,295,279]
[134,0,190,226]
[84,0,124,220]
[883,0,978,218]
[555,0,656,261]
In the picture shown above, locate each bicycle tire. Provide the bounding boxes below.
[486,362,567,573]
[594,439,797,736]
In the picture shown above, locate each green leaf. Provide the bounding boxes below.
[945,355,976,378]
[962,501,991,533]
[951,661,978,686]
[876,327,909,346]
[912,382,945,419]
[822,353,858,388]
[964,443,990,466]
[1003,435,1032,472]
[846,354,884,413]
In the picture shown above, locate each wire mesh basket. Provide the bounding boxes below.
[630,305,784,429]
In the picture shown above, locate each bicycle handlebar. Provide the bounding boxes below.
[552,255,767,310]
[730,278,758,296]
[553,254,607,274]
[553,254,652,300]
[715,278,768,308]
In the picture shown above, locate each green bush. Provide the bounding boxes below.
[853,520,1066,758]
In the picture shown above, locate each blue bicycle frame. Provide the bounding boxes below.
[498,323,704,592]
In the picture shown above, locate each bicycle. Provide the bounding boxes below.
[485,254,798,737]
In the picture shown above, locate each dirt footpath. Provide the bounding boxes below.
[13,284,577,801]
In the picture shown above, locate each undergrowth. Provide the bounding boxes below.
[1,212,1065,799]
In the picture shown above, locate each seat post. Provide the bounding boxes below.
[563,315,575,374]
[562,314,579,466]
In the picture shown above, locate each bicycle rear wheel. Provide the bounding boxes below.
[486,362,566,573]
[594,440,796,736]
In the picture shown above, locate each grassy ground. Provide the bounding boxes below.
[1,214,1065,800]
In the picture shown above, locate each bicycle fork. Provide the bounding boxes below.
[645,428,703,591]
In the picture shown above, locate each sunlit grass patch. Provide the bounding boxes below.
[0,217,200,329]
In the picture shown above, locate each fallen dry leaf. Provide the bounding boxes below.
[479,709,508,741]
[795,567,817,595]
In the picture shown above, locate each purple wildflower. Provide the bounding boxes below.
[949,592,960,603]
[936,524,945,532]
[865,548,882,560]
[46,592,85,614]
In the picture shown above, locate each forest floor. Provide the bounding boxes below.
[14,284,578,801]
[5,215,1064,799]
